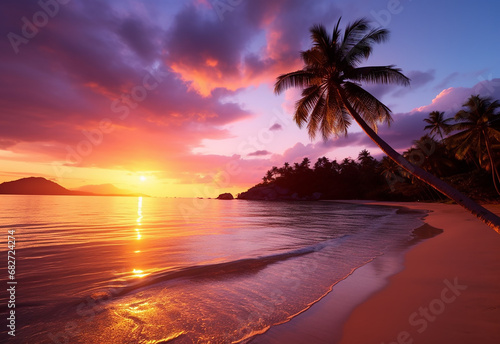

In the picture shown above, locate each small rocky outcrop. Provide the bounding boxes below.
[216,193,234,200]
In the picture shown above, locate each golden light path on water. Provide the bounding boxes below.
[132,197,150,278]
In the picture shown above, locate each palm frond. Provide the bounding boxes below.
[331,17,343,45]
[335,109,352,137]
[487,127,500,143]
[454,109,477,122]
[345,66,410,86]
[274,70,314,94]
[325,86,348,137]
[320,102,337,140]
[307,89,327,139]
[447,121,473,132]
[300,49,325,67]
[343,27,389,65]
[309,24,330,52]
[294,85,322,128]
[446,130,477,159]
[343,81,392,130]
[341,18,370,49]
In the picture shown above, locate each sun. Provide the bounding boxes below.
[139,175,147,182]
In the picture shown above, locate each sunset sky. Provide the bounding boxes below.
[1,0,500,197]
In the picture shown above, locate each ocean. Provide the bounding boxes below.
[0,195,425,343]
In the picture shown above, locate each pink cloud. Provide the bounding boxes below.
[414,79,500,114]
[164,0,341,96]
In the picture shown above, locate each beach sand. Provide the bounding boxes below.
[251,202,500,344]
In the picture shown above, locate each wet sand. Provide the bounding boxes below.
[251,202,500,344]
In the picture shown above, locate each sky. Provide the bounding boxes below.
[1,0,500,197]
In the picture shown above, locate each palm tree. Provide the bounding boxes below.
[282,162,293,178]
[274,18,500,233]
[358,149,377,169]
[380,156,404,181]
[412,135,455,177]
[263,170,273,184]
[270,166,280,178]
[424,111,452,140]
[446,95,500,195]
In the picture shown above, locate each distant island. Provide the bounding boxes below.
[0,177,148,197]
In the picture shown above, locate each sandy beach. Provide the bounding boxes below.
[252,202,500,343]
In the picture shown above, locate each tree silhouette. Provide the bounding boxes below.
[447,95,500,195]
[424,111,452,140]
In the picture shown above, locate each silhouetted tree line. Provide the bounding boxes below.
[388,95,500,201]
[251,95,500,202]
[258,151,391,199]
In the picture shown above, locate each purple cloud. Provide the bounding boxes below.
[248,150,272,157]
[0,0,252,159]
[434,72,460,91]
[269,123,283,131]
[163,0,343,94]
[392,70,435,96]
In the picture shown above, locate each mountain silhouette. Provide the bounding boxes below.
[0,177,147,197]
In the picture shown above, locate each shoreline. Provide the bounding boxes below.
[250,201,500,343]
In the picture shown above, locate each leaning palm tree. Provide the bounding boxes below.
[274,18,500,233]
[424,111,452,140]
[446,95,500,195]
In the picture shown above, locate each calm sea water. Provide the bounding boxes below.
[0,195,424,343]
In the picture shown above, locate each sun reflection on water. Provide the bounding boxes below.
[132,268,150,278]
[136,197,143,240]
[137,197,143,223]
[131,197,146,277]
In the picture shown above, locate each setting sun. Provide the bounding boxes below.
[140,176,147,182]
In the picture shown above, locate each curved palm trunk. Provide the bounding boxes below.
[483,132,500,196]
[338,91,500,234]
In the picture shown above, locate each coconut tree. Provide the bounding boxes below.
[424,111,453,140]
[263,170,273,184]
[411,135,456,177]
[274,18,500,233]
[446,95,500,195]
[358,149,376,168]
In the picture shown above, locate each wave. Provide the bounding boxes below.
[89,235,351,301]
